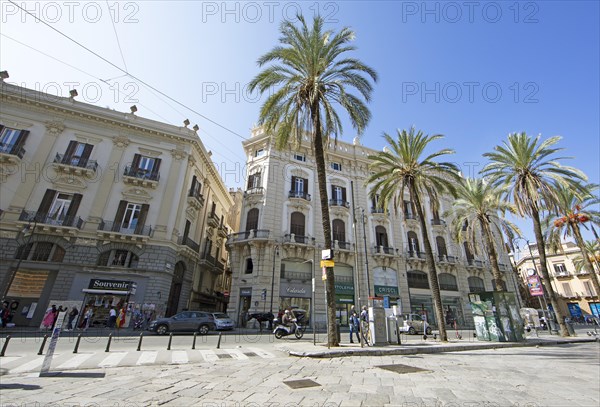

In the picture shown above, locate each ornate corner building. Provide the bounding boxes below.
[0,82,235,328]
[226,128,521,329]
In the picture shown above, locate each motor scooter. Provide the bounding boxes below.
[273,319,305,339]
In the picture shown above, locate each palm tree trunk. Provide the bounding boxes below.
[572,225,600,301]
[411,186,448,341]
[312,111,338,347]
[531,207,570,336]
[480,218,506,291]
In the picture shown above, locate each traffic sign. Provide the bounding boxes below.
[320,260,335,268]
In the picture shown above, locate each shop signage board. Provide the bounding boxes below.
[527,275,544,297]
[88,279,131,292]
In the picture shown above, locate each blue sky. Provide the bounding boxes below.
[1,0,598,242]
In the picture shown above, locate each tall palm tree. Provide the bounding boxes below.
[249,15,377,346]
[543,183,600,300]
[482,132,587,336]
[573,240,600,275]
[368,128,459,342]
[445,178,521,291]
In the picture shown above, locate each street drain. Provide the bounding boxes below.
[244,352,258,357]
[283,379,321,389]
[377,364,431,374]
[217,353,232,359]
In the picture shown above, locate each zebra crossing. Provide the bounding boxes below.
[0,347,276,375]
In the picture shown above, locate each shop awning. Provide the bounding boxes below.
[82,288,131,295]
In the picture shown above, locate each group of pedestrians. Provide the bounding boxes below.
[41,304,79,331]
[348,305,369,343]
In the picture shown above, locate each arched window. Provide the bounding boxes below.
[375,226,388,247]
[438,273,458,291]
[407,231,420,256]
[245,208,259,231]
[468,276,485,292]
[15,242,65,262]
[97,250,139,268]
[290,212,305,237]
[407,270,429,289]
[332,219,346,243]
[436,236,447,260]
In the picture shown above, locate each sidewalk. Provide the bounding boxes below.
[283,331,599,358]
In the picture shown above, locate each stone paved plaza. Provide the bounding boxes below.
[0,341,598,407]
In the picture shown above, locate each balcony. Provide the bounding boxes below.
[467,259,484,268]
[445,255,458,264]
[207,211,219,228]
[284,234,314,245]
[178,236,200,252]
[0,142,26,159]
[97,220,152,240]
[53,153,98,177]
[404,213,418,221]
[19,210,83,231]
[329,199,349,208]
[336,241,353,251]
[281,271,312,282]
[431,218,446,226]
[554,271,571,279]
[227,229,270,244]
[408,250,426,260]
[288,191,311,201]
[244,187,264,196]
[374,246,396,255]
[187,188,205,210]
[498,263,511,272]
[217,225,228,238]
[439,283,459,291]
[123,166,159,188]
[371,207,388,214]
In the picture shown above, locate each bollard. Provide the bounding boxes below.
[216,332,222,349]
[73,334,82,353]
[105,333,113,352]
[0,335,11,357]
[137,332,143,351]
[192,332,197,350]
[38,334,49,355]
[167,333,173,350]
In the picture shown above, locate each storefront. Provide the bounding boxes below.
[334,280,355,326]
[279,281,311,316]
[79,278,138,328]
[409,292,466,328]
[238,287,252,326]
[374,267,400,305]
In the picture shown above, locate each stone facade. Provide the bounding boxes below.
[226,128,520,329]
[0,82,234,327]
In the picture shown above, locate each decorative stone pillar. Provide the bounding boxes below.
[153,149,187,240]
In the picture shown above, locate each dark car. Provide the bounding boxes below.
[147,311,215,335]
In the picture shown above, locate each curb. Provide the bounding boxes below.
[287,337,599,358]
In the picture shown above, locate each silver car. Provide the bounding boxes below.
[212,312,235,330]
[148,311,215,335]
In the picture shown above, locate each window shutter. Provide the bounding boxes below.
[113,200,128,231]
[37,189,57,218]
[135,204,150,234]
[64,193,82,226]
[255,173,261,187]
[80,144,93,166]
[151,158,161,178]
[183,220,191,240]
[247,174,254,190]
[63,141,78,163]
[291,176,297,192]
[191,175,197,191]
[303,178,308,192]
[342,187,347,202]
[12,130,29,155]
[131,154,141,169]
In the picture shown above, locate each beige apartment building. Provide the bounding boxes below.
[226,127,520,329]
[0,81,234,328]
[513,241,599,319]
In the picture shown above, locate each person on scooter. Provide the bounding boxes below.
[282,309,295,332]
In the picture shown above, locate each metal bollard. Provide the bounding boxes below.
[137,333,143,351]
[192,332,197,350]
[0,335,11,357]
[105,333,113,352]
[38,334,49,355]
[167,333,173,350]
[216,332,222,349]
[73,334,82,353]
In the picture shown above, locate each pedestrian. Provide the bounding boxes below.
[349,306,360,344]
[107,306,117,328]
[66,306,79,331]
[116,306,126,329]
[80,307,93,330]
[41,305,58,330]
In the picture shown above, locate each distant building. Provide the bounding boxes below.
[226,127,520,329]
[0,81,234,328]
[513,241,599,319]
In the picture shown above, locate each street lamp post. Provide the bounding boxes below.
[361,208,371,298]
[269,245,279,316]
[1,219,37,302]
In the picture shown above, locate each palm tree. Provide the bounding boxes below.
[482,132,587,336]
[445,178,521,291]
[573,240,600,274]
[249,15,377,346]
[543,183,600,300]
[368,128,459,342]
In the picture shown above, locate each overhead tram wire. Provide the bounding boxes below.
[7,0,247,142]
[105,0,129,72]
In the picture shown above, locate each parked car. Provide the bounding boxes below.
[147,311,215,335]
[399,313,432,335]
[212,312,235,330]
